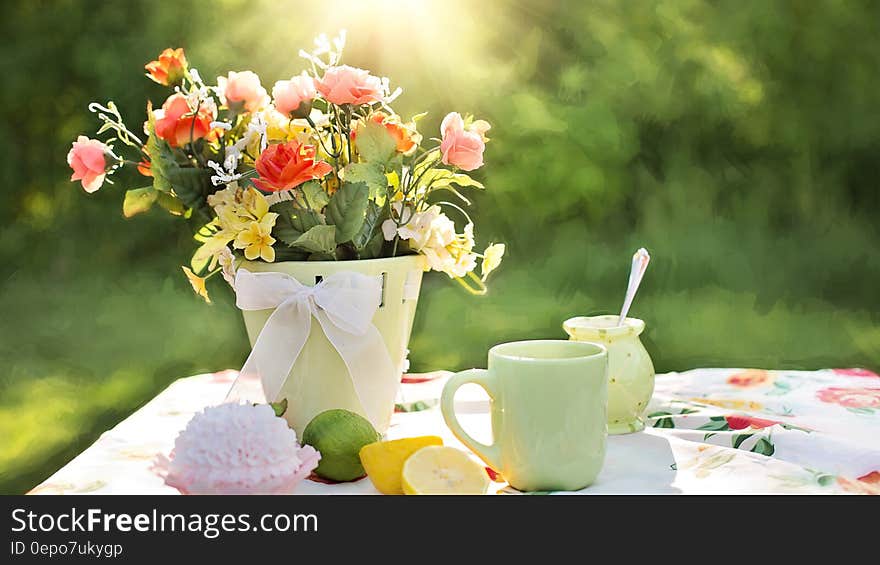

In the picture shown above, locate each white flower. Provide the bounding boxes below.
[207,160,242,186]
[382,218,399,241]
[398,205,454,251]
[384,205,479,278]
[217,247,236,286]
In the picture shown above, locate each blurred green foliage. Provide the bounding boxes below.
[1,0,878,493]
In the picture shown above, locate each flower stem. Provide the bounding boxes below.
[454,272,487,295]
[305,115,339,159]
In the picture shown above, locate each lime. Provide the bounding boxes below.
[359,436,444,495]
[302,409,380,482]
[401,446,490,495]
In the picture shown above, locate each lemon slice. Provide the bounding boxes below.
[359,436,444,495]
[401,446,490,495]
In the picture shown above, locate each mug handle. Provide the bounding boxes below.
[441,369,502,472]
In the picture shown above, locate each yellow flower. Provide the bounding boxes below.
[481,243,505,281]
[182,266,211,303]
[240,186,272,220]
[263,107,292,143]
[233,220,276,262]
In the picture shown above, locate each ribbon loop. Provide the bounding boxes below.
[225,268,397,429]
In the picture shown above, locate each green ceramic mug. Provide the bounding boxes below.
[441,340,608,492]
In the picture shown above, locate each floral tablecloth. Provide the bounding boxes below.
[29,367,880,495]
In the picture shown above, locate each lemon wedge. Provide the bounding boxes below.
[359,436,444,495]
[401,446,490,495]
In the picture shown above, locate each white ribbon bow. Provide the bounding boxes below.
[225,268,396,428]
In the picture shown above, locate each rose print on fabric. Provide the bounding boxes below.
[726,369,774,388]
[832,368,879,378]
[816,387,880,411]
[837,471,880,495]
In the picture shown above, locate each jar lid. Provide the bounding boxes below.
[563,315,645,340]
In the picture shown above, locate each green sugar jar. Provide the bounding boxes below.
[563,315,655,434]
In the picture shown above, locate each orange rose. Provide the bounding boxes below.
[145,48,187,86]
[726,369,773,388]
[252,140,333,192]
[357,112,419,155]
[154,94,216,148]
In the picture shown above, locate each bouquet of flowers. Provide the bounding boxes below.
[67,32,504,302]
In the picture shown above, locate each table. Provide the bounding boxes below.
[29,368,880,495]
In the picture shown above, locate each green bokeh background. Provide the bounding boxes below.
[1,0,878,493]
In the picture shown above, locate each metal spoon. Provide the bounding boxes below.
[618,248,650,326]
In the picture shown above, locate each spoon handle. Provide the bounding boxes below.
[618,248,650,326]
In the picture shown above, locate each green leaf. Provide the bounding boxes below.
[291,225,336,254]
[145,107,174,193]
[361,231,386,259]
[301,180,330,211]
[291,208,324,233]
[732,433,753,449]
[122,187,158,218]
[334,242,358,261]
[344,162,389,199]
[697,419,730,432]
[156,191,186,216]
[354,201,385,249]
[414,169,485,204]
[269,398,288,417]
[412,149,441,178]
[356,120,396,164]
[167,167,210,207]
[648,411,675,428]
[767,380,792,396]
[750,437,775,456]
[417,168,485,190]
[269,201,304,246]
[326,181,369,243]
[817,474,835,487]
[354,201,388,259]
[272,246,309,262]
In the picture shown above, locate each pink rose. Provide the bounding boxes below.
[316,65,384,106]
[67,136,109,193]
[218,71,268,112]
[272,72,317,117]
[440,112,488,171]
